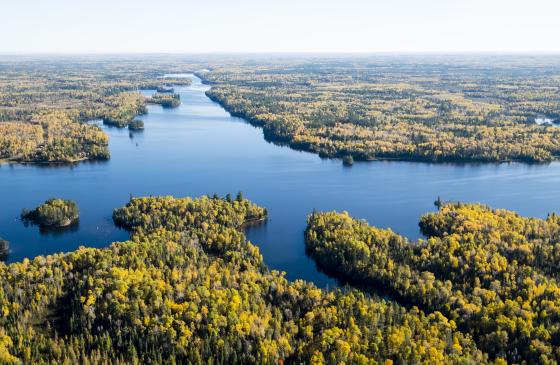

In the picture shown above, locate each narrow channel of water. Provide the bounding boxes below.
[2,74,560,287]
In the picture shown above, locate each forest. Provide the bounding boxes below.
[0,195,490,364]
[4,55,560,364]
[0,57,192,163]
[203,56,560,163]
[306,203,560,363]
[4,55,560,164]
[0,111,109,163]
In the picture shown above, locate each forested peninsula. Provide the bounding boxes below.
[3,194,560,363]
[306,203,560,363]
[203,56,560,163]
[4,56,560,165]
[0,58,191,163]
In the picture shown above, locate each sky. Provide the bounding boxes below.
[1,0,559,54]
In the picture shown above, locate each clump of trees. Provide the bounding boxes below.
[306,203,560,363]
[21,198,79,228]
[342,155,354,166]
[0,195,489,364]
[149,92,181,108]
[128,119,144,130]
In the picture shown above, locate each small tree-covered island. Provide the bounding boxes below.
[21,198,79,228]
[128,119,145,131]
[149,92,181,108]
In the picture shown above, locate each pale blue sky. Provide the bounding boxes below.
[1,0,559,53]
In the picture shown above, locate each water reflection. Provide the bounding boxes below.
[22,219,81,237]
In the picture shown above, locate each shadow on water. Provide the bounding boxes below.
[21,219,81,237]
[0,158,111,170]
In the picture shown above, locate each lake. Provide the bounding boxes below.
[2,74,560,287]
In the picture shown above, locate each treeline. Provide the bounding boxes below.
[306,203,560,363]
[203,59,560,163]
[0,195,489,364]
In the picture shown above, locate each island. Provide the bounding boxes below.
[128,119,144,131]
[149,92,181,108]
[342,155,354,166]
[21,198,79,228]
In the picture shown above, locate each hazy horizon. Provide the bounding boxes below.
[1,0,559,54]
[2,51,560,56]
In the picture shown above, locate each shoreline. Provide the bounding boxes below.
[0,82,185,167]
[204,85,556,166]
[0,156,102,166]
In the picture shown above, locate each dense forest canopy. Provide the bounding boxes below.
[0,195,490,364]
[202,55,560,163]
[0,57,192,162]
[306,203,560,363]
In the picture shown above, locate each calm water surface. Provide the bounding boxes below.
[2,74,560,287]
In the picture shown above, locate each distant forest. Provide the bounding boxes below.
[3,55,560,164]
[0,58,191,163]
[203,55,560,163]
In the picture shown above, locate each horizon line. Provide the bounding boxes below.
[1,51,560,57]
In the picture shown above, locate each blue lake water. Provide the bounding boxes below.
[2,74,560,287]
